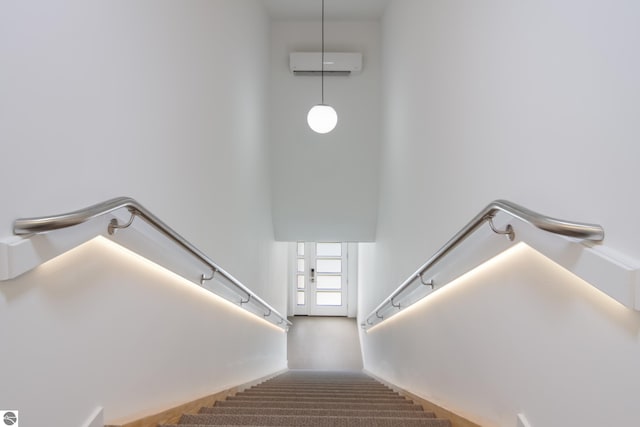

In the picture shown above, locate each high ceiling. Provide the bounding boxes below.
[263,0,389,21]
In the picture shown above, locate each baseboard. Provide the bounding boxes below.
[364,370,484,427]
[104,369,287,427]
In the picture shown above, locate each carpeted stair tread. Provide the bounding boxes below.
[242,391,399,397]
[227,395,411,403]
[248,383,394,388]
[243,387,398,394]
[199,406,437,418]
[237,391,401,398]
[258,384,387,389]
[214,400,424,411]
[262,381,381,386]
[260,382,381,385]
[249,386,392,391]
[158,371,454,427]
[176,414,452,426]
[261,378,379,385]
[248,388,393,394]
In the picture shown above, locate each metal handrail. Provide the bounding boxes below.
[363,199,604,329]
[13,197,291,328]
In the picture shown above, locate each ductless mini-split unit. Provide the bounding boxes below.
[289,52,363,76]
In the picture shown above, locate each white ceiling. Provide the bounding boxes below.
[263,0,389,21]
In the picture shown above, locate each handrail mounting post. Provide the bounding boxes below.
[108,211,136,235]
[391,296,401,309]
[486,215,515,241]
[419,272,434,289]
[200,268,216,285]
[240,293,252,305]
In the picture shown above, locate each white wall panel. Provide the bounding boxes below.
[360,0,640,425]
[0,238,287,427]
[0,1,288,425]
[0,0,282,299]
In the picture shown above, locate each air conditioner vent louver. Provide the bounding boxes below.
[290,52,362,75]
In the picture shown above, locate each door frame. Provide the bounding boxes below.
[288,242,358,318]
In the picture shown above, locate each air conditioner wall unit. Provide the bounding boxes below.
[289,52,362,75]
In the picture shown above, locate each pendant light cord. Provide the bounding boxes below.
[321,0,325,105]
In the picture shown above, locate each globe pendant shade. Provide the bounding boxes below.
[307,104,338,134]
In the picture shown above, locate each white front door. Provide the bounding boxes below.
[293,242,348,316]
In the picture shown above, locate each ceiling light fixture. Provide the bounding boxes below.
[307,0,337,134]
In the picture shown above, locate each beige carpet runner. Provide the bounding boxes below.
[160,370,452,426]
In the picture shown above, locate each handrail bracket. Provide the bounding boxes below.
[419,272,434,289]
[200,268,217,285]
[486,215,515,241]
[108,210,137,235]
[240,293,252,305]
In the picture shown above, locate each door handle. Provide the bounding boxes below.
[310,268,315,283]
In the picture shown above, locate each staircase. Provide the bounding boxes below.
[160,370,452,426]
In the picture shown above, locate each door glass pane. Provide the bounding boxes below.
[316,275,341,290]
[316,259,341,273]
[297,259,305,273]
[297,242,305,256]
[316,242,341,257]
[316,291,342,306]
[297,275,305,289]
[297,291,305,305]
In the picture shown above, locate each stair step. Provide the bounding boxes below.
[215,400,423,411]
[252,385,392,391]
[157,371,455,427]
[247,386,396,392]
[263,380,380,384]
[175,414,453,426]
[263,379,379,384]
[261,377,381,385]
[227,395,411,403]
[199,406,436,418]
[250,388,393,394]
[238,391,400,398]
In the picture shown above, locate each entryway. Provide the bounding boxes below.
[292,242,357,316]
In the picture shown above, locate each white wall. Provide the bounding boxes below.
[363,242,640,427]
[1,237,287,427]
[360,0,640,426]
[0,0,282,298]
[0,0,288,425]
[269,20,381,242]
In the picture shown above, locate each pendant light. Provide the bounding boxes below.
[307,0,337,134]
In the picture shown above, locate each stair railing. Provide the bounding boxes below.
[362,200,604,330]
[13,197,291,329]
